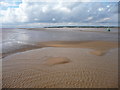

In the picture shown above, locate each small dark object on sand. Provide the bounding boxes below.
[107,28,110,32]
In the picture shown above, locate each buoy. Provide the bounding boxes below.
[107,28,110,32]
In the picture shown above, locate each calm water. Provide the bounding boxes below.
[1,28,118,54]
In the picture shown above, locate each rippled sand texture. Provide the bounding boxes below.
[3,47,118,88]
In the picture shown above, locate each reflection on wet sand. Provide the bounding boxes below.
[2,28,118,57]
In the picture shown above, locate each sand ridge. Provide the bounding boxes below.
[39,41,118,56]
[43,57,70,66]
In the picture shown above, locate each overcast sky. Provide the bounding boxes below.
[0,0,119,28]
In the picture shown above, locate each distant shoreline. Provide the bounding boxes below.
[44,26,119,28]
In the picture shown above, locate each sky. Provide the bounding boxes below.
[0,0,119,28]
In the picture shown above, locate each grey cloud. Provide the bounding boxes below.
[0,1,118,26]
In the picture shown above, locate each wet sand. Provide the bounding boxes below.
[2,28,118,88]
[2,40,118,58]
[2,28,118,57]
[2,41,118,88]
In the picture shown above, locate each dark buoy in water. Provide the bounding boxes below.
[107,28,110,32]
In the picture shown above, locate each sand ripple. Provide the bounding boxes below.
[2,48,118,88]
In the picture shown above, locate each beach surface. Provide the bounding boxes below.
[2,28,118,88]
